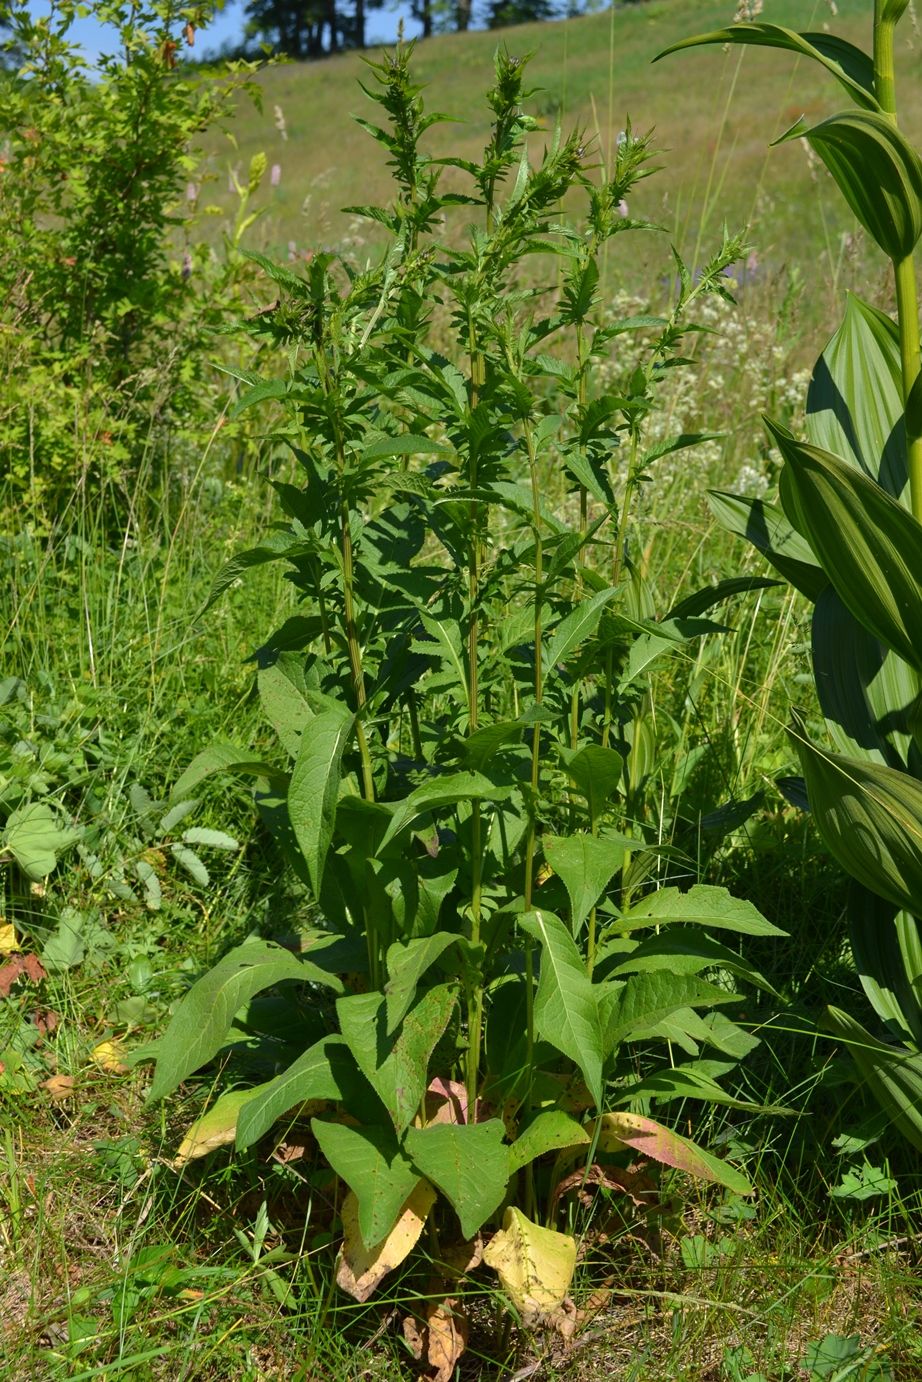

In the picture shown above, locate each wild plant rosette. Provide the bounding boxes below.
[148,47,785,1339]
[661,1,922,1145]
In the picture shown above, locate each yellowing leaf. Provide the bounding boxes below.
[0,922,20,954]
[483,1206,576,1316]
[336,1180,436,1302]
[173,1087,263,1166]
[595,1111,752,1195]
[91,1039,129,1074]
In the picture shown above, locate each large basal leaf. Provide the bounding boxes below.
[337,1181,436,1302]
[311,1119,423,1250]
[812,587,917,769]
[236,1036,359,1149]
[773,427,922,676]
[655,25,878,111]
[543,834,627,934]
[776,110,922,260]
[337,985,457,1136]
[794,730,922,918]
[518,910,604,1108]
[483,1207,577,1315]
[616,885,785,937]
[826,1007,922,1152]
[707,491,826,601]
[288,705,355,899]
[405,1120,509,1239]
[847,885,922,1049]
[508,1111,589,1173]
[805,293,907,503]
[596,1112,752,1195]
[376,773,509,853]
[148,941,340,1103]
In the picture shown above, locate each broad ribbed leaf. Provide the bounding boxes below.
[774,427,922,675]
[148,941,339,1102]
[707,491,826,601]
[848,885,922,1048]
[666,575,780,620]
[405,1120,509,1239]
[794,730,922,917]
[805,294,906,502]
[311,1120,422,1250]
[826,1007,922,1151]
[518,909,604,1107]
[776,110,922,259]
[812,587,917,768]
[288,706,355,898]
[337,986,457,1136]
[655,25,878,110]
[543,834,627,933]
[617,885,785,937]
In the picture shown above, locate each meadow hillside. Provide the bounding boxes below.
[203,0,922,290]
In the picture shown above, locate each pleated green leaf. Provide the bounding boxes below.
[811,587,918,769]
[707,490,826,601]
[793,728,922,917]
[805,293,907,503]
[655,25,878,111]
[772,426,922,675]
[776,110,922,260]
[847,885,922,1049]
[826,1007,922,1151]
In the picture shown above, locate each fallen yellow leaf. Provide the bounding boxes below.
[91,1039,129,1074]
[0,922,20,955]
[483,1206,576,1316]
[426,1298,468,1382]
[173,1086,261,1167]
[337,1181,436,1302]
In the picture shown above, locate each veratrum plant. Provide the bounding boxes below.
[660,4,922,1145]
[149,48,783,1338]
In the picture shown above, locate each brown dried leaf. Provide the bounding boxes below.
[42,1074,75,1101]
[439,1236,483,1280]
[337,1180,436,1303]
[0,953,46,998]
[425,1076,468,1126]
[31,1008,59,1037]
[402,1315,425,1360]
[426,1298,468,1382]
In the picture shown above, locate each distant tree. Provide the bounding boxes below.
[487,0,556,26]
[244,0,382,56]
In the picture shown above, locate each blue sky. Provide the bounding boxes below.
[26,1,418,63]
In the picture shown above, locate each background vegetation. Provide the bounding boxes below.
[1,1,921,1378]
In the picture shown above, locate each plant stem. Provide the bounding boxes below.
[874,3,922,520]
[466,312,485,1117]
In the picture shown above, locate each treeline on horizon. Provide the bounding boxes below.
[215,0,650,63]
